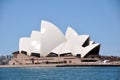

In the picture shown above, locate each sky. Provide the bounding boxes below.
[0,0,120,56]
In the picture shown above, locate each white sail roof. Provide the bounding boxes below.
[90,41,95,45]
[80,43,100,57]
[19,20,100,57]
[51,41,71,54]
[78,35,90,46]
[19,37,31,55]
[65,27,78,40]
[30,31,41,54]
[40,20,66,56]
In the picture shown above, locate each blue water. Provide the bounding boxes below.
[0,67,120,80]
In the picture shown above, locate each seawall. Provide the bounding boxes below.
[0,63,120,68]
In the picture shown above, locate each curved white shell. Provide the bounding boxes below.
[40,20,66,56]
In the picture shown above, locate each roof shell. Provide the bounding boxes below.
[19,37,31,55]
[40,20,66,56]
[30,31,41,54]
[19,20,100,57]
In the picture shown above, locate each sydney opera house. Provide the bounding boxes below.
[9,20,100,65]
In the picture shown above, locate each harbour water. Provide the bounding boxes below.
[0,67,120,80]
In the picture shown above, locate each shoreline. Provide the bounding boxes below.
[0,64,56,68]
[0,63,120,68]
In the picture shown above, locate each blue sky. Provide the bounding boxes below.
[0,0,120,56]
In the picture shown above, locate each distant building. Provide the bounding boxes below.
[0,55,12,65]
[9,20,100,65]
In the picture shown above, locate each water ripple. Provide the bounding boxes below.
[0,67,120,80]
